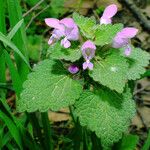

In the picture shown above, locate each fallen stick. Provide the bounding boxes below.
[121,0,150,31]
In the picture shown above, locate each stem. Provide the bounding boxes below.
[29,113,45,150]
[41,112,53,150]
[91,132,102,150]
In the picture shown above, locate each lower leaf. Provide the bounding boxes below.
[17,59,83,112]
[74,88,135,148]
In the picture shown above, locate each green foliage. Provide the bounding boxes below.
[74,88,135,148]
[73,13,123,46]
[50,0,65,17]
[114,134,139,150]
[94,24,123,46]
[0,32,30,69]
[24,0,39,6]
[73,12,96,39]
[27,35,42,61]
[48,42,82,62]
[4,51,22,96]
[120,47,150,80]
[7,0,29,82]
[18,59,83,112]
[89,50,129,93]
[0,110,23,150]
[142,129,150,150]
[7,19,24,40]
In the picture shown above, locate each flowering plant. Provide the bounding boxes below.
[17,4,150,149]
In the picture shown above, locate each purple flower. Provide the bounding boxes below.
[100,4,117,25]
[45,18,79,48]
[81,40,96,70]
[68,65,79,74]
[113,27,138,56]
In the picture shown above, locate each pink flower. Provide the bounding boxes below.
[81,40,96,70]
[68,65,79,74]
[100,4,117,25]
[113,27,138,56]
[45,18,79,48]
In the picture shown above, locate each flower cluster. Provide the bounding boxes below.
[45,4,138,74]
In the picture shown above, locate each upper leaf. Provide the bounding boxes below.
[75,88,135,148]
[120,47,150,80]
[48,42,82,62]
[17,59,83,112]
[94,24,123,46]
[73,12,96,39]
[89,50,129,93]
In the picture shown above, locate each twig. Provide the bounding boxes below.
[121,0,150,31]
[133,83,150,95]
[137,110,147,129]
[23,0,45,17]
[25,5,50,30]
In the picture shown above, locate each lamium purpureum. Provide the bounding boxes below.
[18,3,150,149]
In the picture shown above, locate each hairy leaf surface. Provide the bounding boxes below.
[48,42,82,62]
[89,51,128,93]
[75,88,135,148]
[73,12,96,39]
[120,47,150,80]
[18,59,83,112]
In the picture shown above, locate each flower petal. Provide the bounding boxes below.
[120,27,138,38]
[113,34,128,48]
[100,18,112,25]
[83,62,88,70]
[81,40,96,51]
[66,25,79,40]
[45,18,64,30]
[60,18,75,29]
[101,4,118,19]
[61,38,71,48]
[87,62,93,70]
[68,65,79,74]
[124,45,132,56]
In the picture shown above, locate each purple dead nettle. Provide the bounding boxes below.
[45,18,79,48]
[100,4,117,25]
[81,40,96,70]
[113,27,138,56]
[68,65,79,74]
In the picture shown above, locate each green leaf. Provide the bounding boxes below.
[115,134,139,150]
[73,12,96,39]
[0,111,23,150]
[7,19,24,40]
[48,42,82,62]
[143,69,150,77]
[75,88,135,148]
[4,50,22,96]
[120,47,150,80]
[94,24,123,46]
[50,0,65,17]
[0,32,31,69]
[89,51,128,93]
[142,129,150,150]
[27,35,42,61]
[18,59,83,112]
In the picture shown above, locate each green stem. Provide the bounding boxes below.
[41,112,53,150]
[91,132,102,150]
[29,113,45,150]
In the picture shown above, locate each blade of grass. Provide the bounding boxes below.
[142,129,150,150]
[7,19,24,40]
[41,112,53,150]
[0,32,31,69]
[7,0,29,82]
[4,50,22,96]
[0,110,23,150]
[0,0,6,99]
